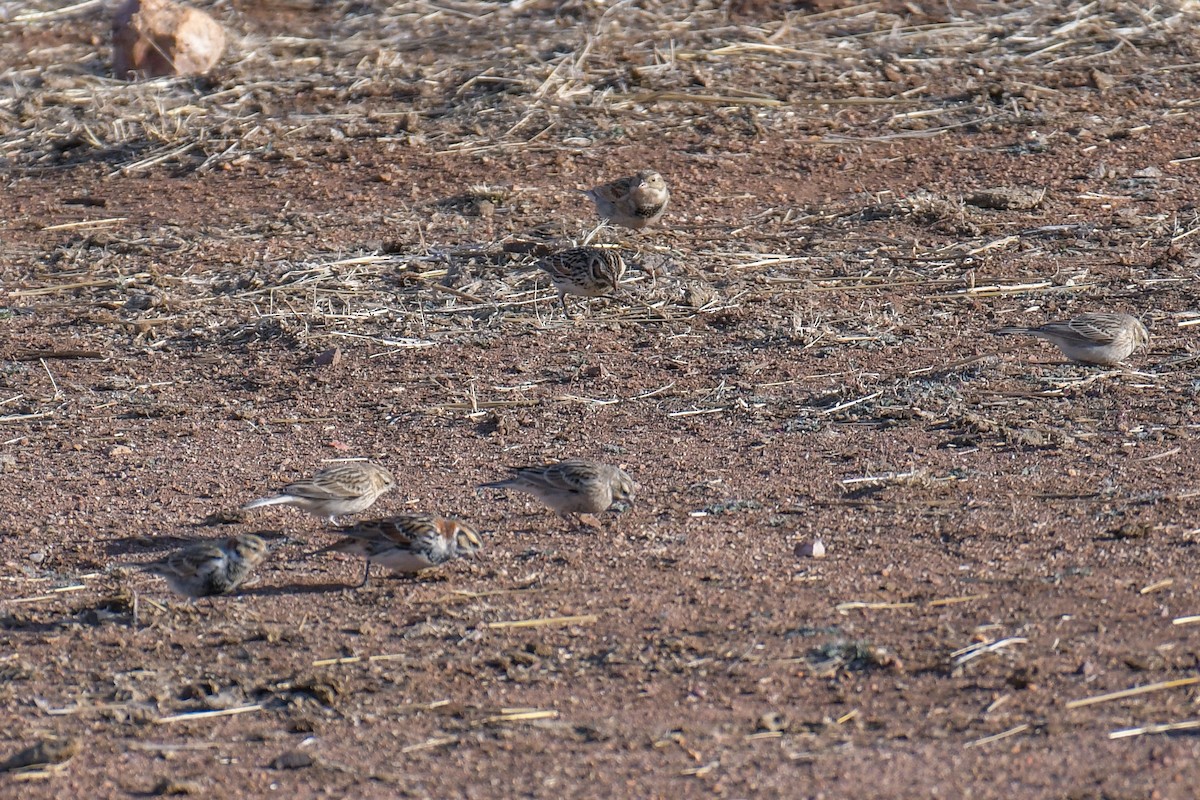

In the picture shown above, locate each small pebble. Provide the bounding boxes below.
[314,346,342,367]
[795,539,826,559]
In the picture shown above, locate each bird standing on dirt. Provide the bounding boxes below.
[242,461,395,525]
[132,534,269,598]
[481,458,637,527]
[992,312,1149,366]
[313,513,483,587]
[535,246,626,317]
[583,170,669,230]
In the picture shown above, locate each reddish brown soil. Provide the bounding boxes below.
[3,1,1200,797]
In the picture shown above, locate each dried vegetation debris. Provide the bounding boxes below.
[3,1,1199,170]
[2,2,1200,797]
[1,3,1197,363]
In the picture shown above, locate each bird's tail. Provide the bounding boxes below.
[241,495,293,511]
[306,536,366,560]
[991,326,1032,336]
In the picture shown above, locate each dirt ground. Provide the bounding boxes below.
[3,0,1200,797]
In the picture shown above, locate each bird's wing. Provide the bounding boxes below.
[166,544,225,578]
[537,460,603,494]
[280,478,346,500]
[589,177,634,204]
[339,515,436,550]
[535,253,571,280]
[1060,315,1122,345]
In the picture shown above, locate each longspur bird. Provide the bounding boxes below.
[582,170,669,230]
[535,246,626,317]
[242,461,395,525]
[481,458,636,527]
[313,513,483,587]
[992,312,1149,366]
[132,534,268,598]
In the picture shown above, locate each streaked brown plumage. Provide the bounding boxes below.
[535,246,626,317]
[242,461,395,524]
[314,513,483,586]
[133,534,269,598]
[481,458,636,525]
[992,312,1149,366]
[583,170,669,230]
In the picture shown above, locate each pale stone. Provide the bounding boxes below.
[795,538,826,559]
[112,0,226,80]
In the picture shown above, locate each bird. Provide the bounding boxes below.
[313,513,483,587]
[242,461,395,525]
[132,534,269,598]
[992,312,1150,366]
[481,457,636,526]
[582,170,669,230]
[535,246,626,317]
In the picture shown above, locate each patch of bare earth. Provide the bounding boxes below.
[2,0,1200,796]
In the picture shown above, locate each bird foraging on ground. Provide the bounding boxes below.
[535,246,626,317]
[132,534,268,598]
[992,312,1149,366]
[582,170,669,230]
[242,461,395,525]
[481,458,636,527]
[313,513,483,587]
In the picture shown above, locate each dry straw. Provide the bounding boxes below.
[1066,677,1200,710]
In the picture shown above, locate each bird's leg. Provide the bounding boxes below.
[560,292,576,320]
[204,597,229,619]
[358,561,371,588]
